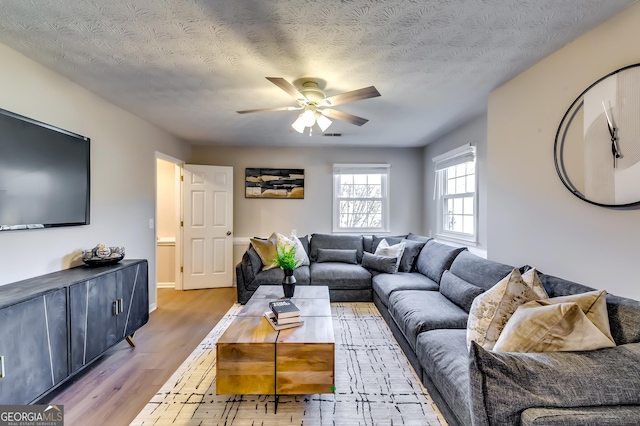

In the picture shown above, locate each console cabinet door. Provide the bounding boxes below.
[0,289,68,404]
[69,274,118,373]
[116,262,149,339]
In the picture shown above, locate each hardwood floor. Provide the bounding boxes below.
[41,287,237,426]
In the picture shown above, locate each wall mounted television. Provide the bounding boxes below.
[0,108,90,231]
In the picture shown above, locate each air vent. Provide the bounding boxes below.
[323,133,342,137]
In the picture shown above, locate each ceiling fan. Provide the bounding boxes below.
[237,77,381,134]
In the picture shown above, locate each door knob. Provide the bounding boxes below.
[226,231,232,236]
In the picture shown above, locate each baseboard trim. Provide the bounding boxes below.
[157,282,175,289]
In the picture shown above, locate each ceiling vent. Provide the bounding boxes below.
[323,133,342,137]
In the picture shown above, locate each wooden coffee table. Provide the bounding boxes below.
[216,285,335,406]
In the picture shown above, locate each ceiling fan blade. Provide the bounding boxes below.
[322,109,369,126]
[237,106,302,114]
[266,77,308,101]
[323,86,380,107]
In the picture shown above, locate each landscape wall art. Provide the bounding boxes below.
[245,168,305,199]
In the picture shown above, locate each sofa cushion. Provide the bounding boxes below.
[361,252,399,274]
[298,234,310,255]
[406,233,431,243]
[309,233,364,262]
[415,240,466,284]
[416,329,472,426]
[538,272,640,345]
[493,300,616,353]
[521,406,640,426]
[250,233,279,270]
[449,251,514,291]
[245,246,263,277]
[363,235,373,254]
[276,233,310,267]
[388,290,468,349]
[372,272,439,307]
[398,239,427,272]
[374,239,405,272]
[309,262,371,290]
[248,266,310,290]
[316,248,358,264]
[467,268,547,350]
[439,270,484,312]
[468,341,640,426]
[371,234,406,253]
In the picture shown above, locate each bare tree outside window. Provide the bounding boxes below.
[333,166,389,232]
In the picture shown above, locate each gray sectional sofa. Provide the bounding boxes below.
[236,233,640,425]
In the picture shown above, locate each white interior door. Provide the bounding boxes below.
[182,165,233,289]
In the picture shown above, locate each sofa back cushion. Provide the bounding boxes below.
[539,271,640,345]
[316,248,358,264]
[449,251,514,291]
[309,233,364,263]
[398,239,427,272]
[439,270,484,312]
[415,240,466,283]
[406,233,432,243]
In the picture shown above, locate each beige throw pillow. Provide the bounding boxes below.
[276,233,310,268]
[493,291,616,352]
[250,232,278,271]
[521,268,548,299]
[467,268,548,350]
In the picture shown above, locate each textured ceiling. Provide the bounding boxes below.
[0,0,636,147]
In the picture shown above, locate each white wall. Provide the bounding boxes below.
[191,145,425,241]
[0,43,191,310]
[424,113,488,254]
[487,3,640,300]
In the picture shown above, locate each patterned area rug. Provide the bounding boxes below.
[131,303,446,426]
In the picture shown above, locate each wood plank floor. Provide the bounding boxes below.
[40,287,236,426]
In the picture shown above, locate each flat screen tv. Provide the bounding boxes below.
[0,108,90,231]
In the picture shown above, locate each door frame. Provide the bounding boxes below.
[154,152,185,306]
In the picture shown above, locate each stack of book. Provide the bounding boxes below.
[264,299,304,330]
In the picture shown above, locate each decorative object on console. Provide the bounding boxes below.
[555,63,640,208]
[82,243,125,267]
[245,168,304,198]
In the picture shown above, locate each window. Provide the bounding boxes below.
[433,144,476,244]
[333,164,390,233]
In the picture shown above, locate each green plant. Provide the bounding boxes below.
[274,243,297,270]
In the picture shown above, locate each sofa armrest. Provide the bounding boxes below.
[521,405,640,426]
[468,342,640,426]
[235,248,263,304]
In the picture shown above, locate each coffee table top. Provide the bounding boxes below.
[219,285,333,344]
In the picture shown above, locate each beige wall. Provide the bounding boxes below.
[190,145,425,240]
[0,43,191,310]
[424,113,488,254]
[487,3,640,300]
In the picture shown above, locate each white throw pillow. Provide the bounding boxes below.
[276,233,310,268]
[375,239,406,271]
[467,268,548,350]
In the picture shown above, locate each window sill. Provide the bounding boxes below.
[435,233,477,247]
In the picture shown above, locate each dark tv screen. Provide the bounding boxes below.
[0,108,90,231]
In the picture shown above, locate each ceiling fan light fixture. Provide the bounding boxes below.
[291,114,306,133]
[300,109,316,127]
[316,114,332,132]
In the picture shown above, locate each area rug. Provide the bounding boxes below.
[131,303,447,426]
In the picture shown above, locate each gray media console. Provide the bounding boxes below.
[0,259,149,404]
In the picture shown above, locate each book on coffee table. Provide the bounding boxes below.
[269,300,300,319]
[264,311,304,330]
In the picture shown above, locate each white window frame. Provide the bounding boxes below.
[332,164,390,233]
[433,144,477,245]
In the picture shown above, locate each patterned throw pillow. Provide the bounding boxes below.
[375,239,406,273]
[493,290,615,352]
[250,232,279,271]
[276,233,310,268]
[467,268,548,350]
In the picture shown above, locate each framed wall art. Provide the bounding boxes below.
[245,168,305,199]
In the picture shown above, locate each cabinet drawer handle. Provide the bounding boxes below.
[113,300,118,316]
[0,355,4,378]
[118,298,124,313]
